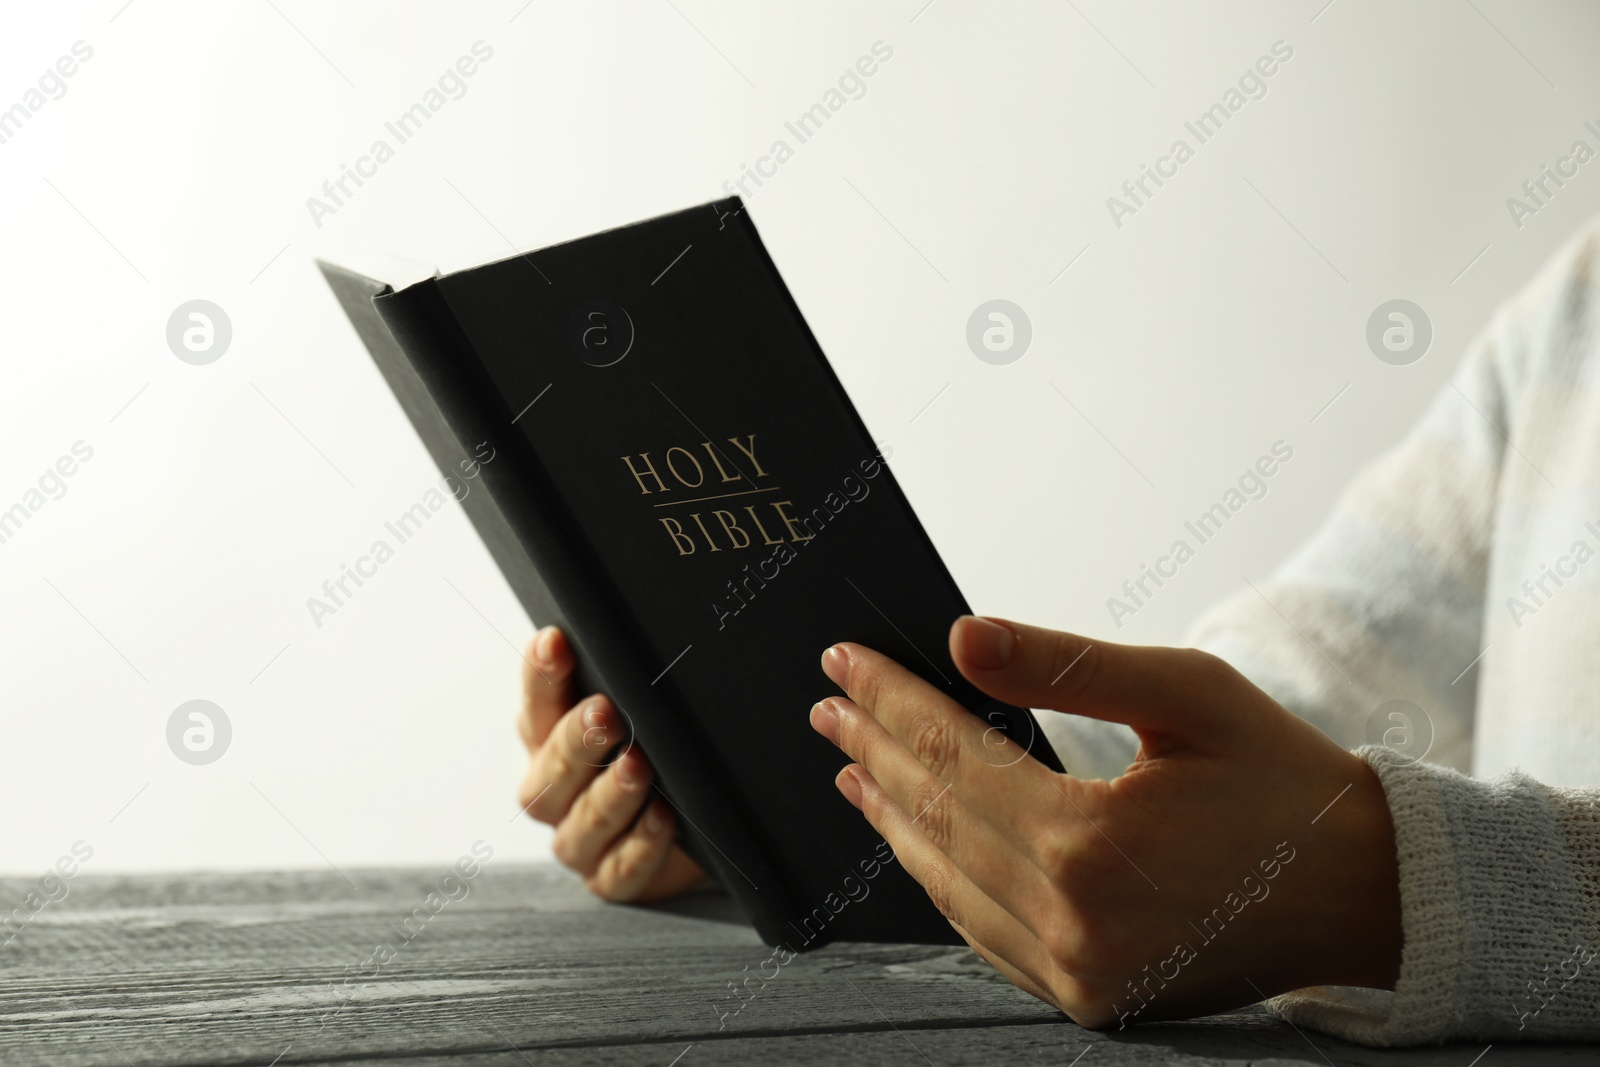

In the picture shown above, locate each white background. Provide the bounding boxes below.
[3,0,1599,875]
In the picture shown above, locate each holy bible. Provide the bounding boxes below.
[319,197,1062,950]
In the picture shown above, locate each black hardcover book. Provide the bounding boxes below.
[319,198,1062,950]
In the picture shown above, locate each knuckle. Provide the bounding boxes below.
[1050,636,1102,699]
[541,738,577,786]
[1040,919,1097,976]
[592,837,655,901]
[587,867,631,903]
[525,658,566,703]
[551,820,597,877]
[846,653,883,709]
[549,828,576,869]
[832,702,866,759]
[519,777,555,824]
[1034,833,1077,886]
[1028,839,1119,971]
[906,713,959,779]
[1053,975,1119,1029]
[576,789,614,838]
[584,870,620,901]
[610,849,646,890]
[1035,818,1116,898]
[919,865,959,926]
[1186,648,1245,697]
[1035,898,1131,985]
[855,774,888,823]
[908,781,955,851]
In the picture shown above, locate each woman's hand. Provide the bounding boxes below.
[517,625,709,902]
[809,615,1402,1028]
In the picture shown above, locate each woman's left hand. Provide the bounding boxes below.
[809,615,1403,1028]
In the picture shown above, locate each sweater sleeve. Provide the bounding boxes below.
[1181,323,1513,774]
[1184,225,1600,1043]
[1183,224,1600,773]
[1039,264,1515,780]
[1267,745,1600,1044]
[1040,275,1523,780]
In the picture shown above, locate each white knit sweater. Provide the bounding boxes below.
[1042,217,1600,1045]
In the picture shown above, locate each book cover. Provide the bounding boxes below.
[319,197,1062,950]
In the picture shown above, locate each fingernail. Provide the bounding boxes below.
[534,626,557,665]
[958,616,1016,670]
[821,646,850,688]
[836,766,863,810]
[644,804,664,834]
[809,700,840,744]
[615,751,641,790]
[583,698,607,730]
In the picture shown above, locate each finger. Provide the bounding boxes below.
[838,763,1064,999]
[518,695,622,824]
[819,643,1059,814]
[520,626,574,750]
[812,695,1062,919]
[627,846,711,904]
[947,616,1236,738]
[588,802,706,903]
[950,920,1057,1007]
[551,748,655,876]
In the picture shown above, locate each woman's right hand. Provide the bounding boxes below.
[517,625,710,902]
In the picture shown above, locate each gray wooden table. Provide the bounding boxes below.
[0,865,1588,1065]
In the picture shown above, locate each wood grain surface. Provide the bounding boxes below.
[0,864,1588,1065]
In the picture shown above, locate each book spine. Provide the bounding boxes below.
[365,275,800,943]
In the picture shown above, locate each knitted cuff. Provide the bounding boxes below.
[1266,746,1600,1046]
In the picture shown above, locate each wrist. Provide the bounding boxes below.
[1318,754,1403,990]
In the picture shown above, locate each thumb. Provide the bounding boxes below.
[948,615,1230,736]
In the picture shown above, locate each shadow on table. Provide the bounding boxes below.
[638,886,750,929]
